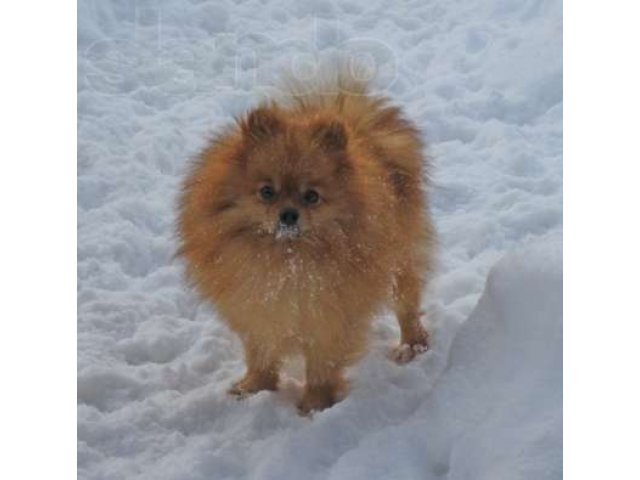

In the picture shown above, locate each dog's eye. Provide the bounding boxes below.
[259,185,276,201]
[303,189,320,205]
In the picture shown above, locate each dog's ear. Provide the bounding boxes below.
[241,106,283,142]
[313,120,348,151]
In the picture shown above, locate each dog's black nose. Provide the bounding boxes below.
[279,207,299,226]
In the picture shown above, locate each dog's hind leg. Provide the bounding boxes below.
[391,264,429,363]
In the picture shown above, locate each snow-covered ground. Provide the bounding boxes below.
[78,0,562,478]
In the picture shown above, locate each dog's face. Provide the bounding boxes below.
[216,106,361,249]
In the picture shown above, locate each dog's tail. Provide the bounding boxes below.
[278,60,371,101]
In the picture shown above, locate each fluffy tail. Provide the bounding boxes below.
[279,61,371,101]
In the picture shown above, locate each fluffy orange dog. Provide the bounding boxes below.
[178,72,436,414]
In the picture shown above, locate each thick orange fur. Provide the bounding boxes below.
[178,72,436,413]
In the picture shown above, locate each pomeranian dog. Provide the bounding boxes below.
[178,70,436,414]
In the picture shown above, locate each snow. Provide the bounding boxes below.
[78,0,562,478]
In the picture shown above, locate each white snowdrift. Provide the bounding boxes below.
[322,240,563,480]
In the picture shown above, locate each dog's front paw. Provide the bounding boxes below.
[297,382,344,416]
[228,372,278,399]
[297,392,335,416]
